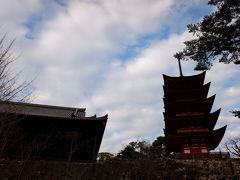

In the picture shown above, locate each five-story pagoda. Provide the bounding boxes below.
[163,60,226,154]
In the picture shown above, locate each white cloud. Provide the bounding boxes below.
[0,0,41,36]
[82,32,197,152]
[14,0,175,108]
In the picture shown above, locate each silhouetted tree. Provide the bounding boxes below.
[0,34,33,158]
[175,0,240,70]
[117,141,150,160]
[150,136,166,156]
[98,152,114,162]
[0,34,32,102]
[151,136,165,149]
[175,0,240,117]
[224,137,240,157]
[231,110,240,118]
[116,136,166,160]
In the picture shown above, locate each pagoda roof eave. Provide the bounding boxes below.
[163,71,206,80]
[164,109,220,120]
[164,94,215,106]
[164,95,216,116]
[163,72,206,89]
[164,109,220,131]
[166,125,227,152]
[163,82,211,94]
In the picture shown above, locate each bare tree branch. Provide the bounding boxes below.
[224,138,240,157]
[0,33,34,159]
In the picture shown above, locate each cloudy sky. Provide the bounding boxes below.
[1,0,240,153]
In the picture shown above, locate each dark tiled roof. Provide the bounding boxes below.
[0,101,87,119]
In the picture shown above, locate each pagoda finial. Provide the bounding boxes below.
[177,58,183,77]
[174,52,184,77]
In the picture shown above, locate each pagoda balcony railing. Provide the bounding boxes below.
[177,127,209,133]
[183,146,208,154]
[176,112,205,116]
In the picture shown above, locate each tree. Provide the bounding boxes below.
[231,110,240,118]
[174,0,240,71]
[117,141,150,160]
[224,137,240,157]
[116,136,166,160]
[175,0,240,117]
[150,136,166,156]
[151,136,165,149]
[97,152,114,162]
[0,34,32,102]
[0,34,33,158]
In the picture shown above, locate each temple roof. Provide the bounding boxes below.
[0,101,108,161]
[0,101,87,119]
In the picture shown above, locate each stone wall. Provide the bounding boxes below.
[1,158,240,179]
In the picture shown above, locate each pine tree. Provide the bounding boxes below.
[175,0,240,70]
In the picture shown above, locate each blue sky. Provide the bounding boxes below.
[1,0,240,153]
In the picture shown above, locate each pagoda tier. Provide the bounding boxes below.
[163,71,205,90]
[166,125,227,152]
[0,101,107,161]
[163,72,226,154]
[163,82,210,101]
[164,109,221,133]
[164,95,215,116]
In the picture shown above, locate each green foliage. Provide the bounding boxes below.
[116,136,166,160]
[231,110,240,118]
[98,136,166,161]
[175,0,240,70]
[151,136,165,149]
[150,136,166,156]
[117,141,150,160]
[97,152,114,162]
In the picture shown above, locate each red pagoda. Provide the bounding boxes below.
[163,70,226,154]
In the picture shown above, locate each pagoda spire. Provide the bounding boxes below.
[174,53,183,76]
[177,58,183,77]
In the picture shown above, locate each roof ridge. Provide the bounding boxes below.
[0,101,86,112]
